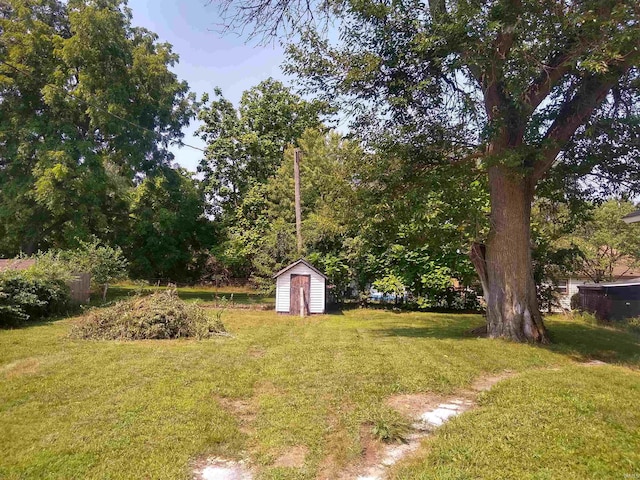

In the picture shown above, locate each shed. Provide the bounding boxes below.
[578,278,640,321]
[273,259,327,315]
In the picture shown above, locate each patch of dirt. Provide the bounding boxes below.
[317,425,384,480]
[273,445,309,468]
[247,347,266,359]
[217,397,257,435]
[1,357,40,379]
[385,393,444,419]
[581,359,610,367]
[254,380,282,396]
[470,370,515,392]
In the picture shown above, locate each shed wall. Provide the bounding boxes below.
[275,264,325,313]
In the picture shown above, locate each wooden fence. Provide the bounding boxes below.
[68,273,91,304]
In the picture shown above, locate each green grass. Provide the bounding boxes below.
[391,365,640,480]
[1,309,639,479]
[102,283,274,305]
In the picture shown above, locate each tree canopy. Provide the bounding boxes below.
[197,79,330,218]
[0,0,195,256]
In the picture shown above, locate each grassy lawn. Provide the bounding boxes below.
[1,308,639,479]
[103,283,274,305]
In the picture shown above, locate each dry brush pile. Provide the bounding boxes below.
[71,290,227,340]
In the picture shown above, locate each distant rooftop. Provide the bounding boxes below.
[0,258,36,271]
[578,277,640,289]
[622,210,640,224]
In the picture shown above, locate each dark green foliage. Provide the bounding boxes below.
[570,293,581,311]
[0,0,195,256]
[197,79,329,218]
[0,272,70,324]
[70,290,226,340]
[126,168,213,282]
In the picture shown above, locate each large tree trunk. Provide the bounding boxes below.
[472,166,549,343]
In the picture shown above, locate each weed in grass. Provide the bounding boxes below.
[367,406,411,444]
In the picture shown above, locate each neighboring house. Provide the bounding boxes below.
[622,210,640,224]
[554,262,640,311]
[273,259,327,315]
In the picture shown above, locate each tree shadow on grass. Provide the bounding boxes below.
[0,311,78,331]
[546,321,640,366]
[105,286,273,305]
[372,315,484,340]
[374,316,640,367]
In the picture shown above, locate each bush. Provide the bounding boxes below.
[65,239,129,301]
[570,293,581,311]
[620,317,640,335]
[71,290,226,340]
[0,271,70,324]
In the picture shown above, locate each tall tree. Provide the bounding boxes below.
[197,79,329,218]
[215,0,640,342]
[126,167,212,282]
[224,128,357,288]
[0,0,195,255]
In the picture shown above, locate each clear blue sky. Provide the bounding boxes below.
[127,0,288,171]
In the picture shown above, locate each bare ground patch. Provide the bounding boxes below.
[217,397,257,436]
[273,445,309,468]
[1,357,40,379]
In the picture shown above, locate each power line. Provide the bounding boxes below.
[0,59,207,153]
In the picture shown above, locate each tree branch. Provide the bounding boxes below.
[523,50,576,111]
[532,73,622,182]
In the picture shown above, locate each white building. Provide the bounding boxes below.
[553,262,640,311]
[273,259,327,315]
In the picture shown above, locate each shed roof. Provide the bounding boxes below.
[273,258,328,280]
[0,258,36,272]
[622,210,640,224]
[578,277,640,289]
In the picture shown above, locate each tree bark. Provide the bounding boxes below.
[472,165,549,343]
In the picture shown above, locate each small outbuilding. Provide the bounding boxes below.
[578,279,640,321]
[273,259,327,315]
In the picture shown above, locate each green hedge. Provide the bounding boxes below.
[0,272,70,324]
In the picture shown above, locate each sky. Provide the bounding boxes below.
[127,0,289,171]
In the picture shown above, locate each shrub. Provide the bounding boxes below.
[65,239,129,301]
[71,290,226,340]
[0,271,70,324]
[574,311,599,325]
[570,293,581,311]
[621,317,640,335]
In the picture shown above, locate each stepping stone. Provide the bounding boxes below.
[196,458,252,480]
[420,407,460,426]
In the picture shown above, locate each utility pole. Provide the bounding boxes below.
[294,148,303,256]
